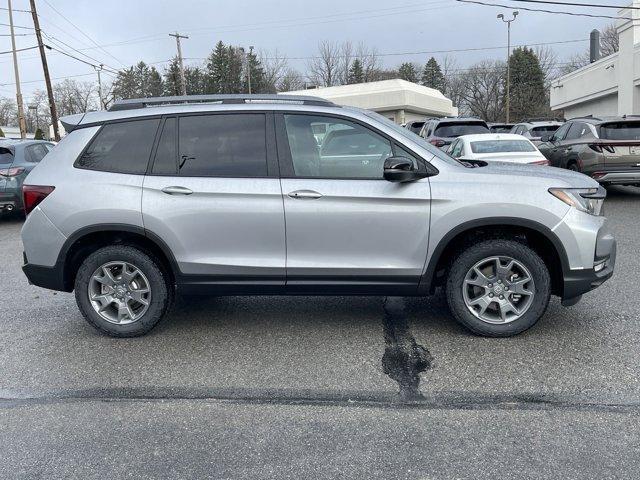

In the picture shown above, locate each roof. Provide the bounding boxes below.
[281,79,456,117]
[567,115,640,124]
[433,117,486,124]
[0,138,51,147]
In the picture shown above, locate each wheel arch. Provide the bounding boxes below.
[59,224,179,291]
[419,217,569,297]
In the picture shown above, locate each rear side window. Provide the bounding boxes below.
[0,147,12,166]
[25,144,51,163]
[531,125,560,136]
[434,122,489,138]
[408,122,424,134]
[77,119,160,174]
[177,114,267,177]
[599,122,640,140]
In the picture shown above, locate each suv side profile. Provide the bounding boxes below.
[419,117,489,148]
[21,95,616,338]
[538,116,640,186]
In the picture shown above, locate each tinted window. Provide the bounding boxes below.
[434,122,489,138]
[450,140,464,158]
[565,122,590,140]
[490,125,513,133]
[531,125,560,137]
[600,122,640,140]
[550,123,570,141]
[284,114,392,179]
[178,114,267,177]
[0,147,12,165]
[408,122,424,134]
[77,119,160,174]
[152,118,177,175]
[25,144,50,162]
[470,139,537,153]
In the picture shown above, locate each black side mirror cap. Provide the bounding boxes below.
[383,156,435,182]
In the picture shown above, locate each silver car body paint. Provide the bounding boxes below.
[21,102,606,283]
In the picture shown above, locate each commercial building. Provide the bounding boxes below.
[550,1,640,118]
[282,78,457,124]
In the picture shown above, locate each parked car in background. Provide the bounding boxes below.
[20,94,615,339]
[538,115,640,187]
[488,123,515,133]
[446,133,549,165]
[510,119,564,146]
[0,139,55,215]
[404,120,425,135]
[419,117,489,149]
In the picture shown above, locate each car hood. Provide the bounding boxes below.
[468,161,599,188]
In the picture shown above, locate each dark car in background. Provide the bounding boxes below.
[509,119,564,146]
[419,117,489,148]
[538,115,640,187]
[0,139,55,215]
[488,122,515,133]
[404,120,425,135]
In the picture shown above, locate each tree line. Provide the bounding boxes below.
[0,26,619,133]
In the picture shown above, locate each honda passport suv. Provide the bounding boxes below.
[21,95,616,338]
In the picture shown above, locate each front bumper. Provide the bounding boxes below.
[562,219,616,304]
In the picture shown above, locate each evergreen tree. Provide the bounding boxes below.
[226,46,244,93]
[348,59,364,84]
[244,51,266,93]
[185,67,205,95]
[205,41,228,93]
[113,62,164,99]
[421,57,446,93]
[398,63,419,83]
[508,47,547,121]
[34,128,44,140]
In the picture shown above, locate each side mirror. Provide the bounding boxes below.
[540,135,550,143]
[384,157,426,182]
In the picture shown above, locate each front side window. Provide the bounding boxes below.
[550,123,569,141]
[283,114,392,179]
[450,140,464,158]
[77,119,160,174]
[565,122,589,140]
[178,114,267,177]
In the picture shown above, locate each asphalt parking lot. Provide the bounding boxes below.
[1,186,640,479]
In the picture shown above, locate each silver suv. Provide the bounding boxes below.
[20,95,616,338]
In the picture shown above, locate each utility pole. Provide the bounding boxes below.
[8,0,27,138]
[95,64,104,109]
[247,45,254,94]
[30,0,60,140]
[498,11,518,124]
[169,32,188,96]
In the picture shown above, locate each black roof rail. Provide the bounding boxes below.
[568,114,602,121]
[522,117,564,123]
[108,94,336,111]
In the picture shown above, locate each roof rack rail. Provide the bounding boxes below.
[108,94,336,112]
[568,114,602,121]
[522,117,564,123]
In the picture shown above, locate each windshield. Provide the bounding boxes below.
[434,122,489,138]
[599,122,640,140]
[531,125,560,136]
[360,109,464,166]
[470,139,537,154]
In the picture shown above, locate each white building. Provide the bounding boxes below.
[550,1,640,118]
[282,78,457,124]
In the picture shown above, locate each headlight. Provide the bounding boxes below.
[548,186,606,216]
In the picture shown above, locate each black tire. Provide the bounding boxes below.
[566,161,579,172]
[74,245,170,337]
[445,239,551,337]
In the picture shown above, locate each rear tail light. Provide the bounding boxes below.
[592,172,605,180]
[22,185,54,216]
[589,144,614,153]
[530,159,550,166]
[0,167,25,177]
[429,139,445,147]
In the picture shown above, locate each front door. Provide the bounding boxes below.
[142,113,286,290]
[276,113,432,293]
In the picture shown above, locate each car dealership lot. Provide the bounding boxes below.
[1,186,640,478]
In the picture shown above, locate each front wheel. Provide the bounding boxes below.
[74,245,170,337]
[445,239,551,337]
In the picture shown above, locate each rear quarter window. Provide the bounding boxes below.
[76,119,160,174]
[0,147,13,166]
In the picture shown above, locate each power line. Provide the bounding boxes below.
[454,0,632,19]
[0,45,39,55]
[40,30,119,72]
[41,0,126,67]
[44,45,119,74]
[0,22,34,30]
[507,0,640,10]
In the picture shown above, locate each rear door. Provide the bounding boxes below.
[277,112,431,293]
[141,112,286,288]
[599,121,640,169]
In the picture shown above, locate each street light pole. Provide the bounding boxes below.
[498,11,518,124]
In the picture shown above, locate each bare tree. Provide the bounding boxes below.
[261,49,289,93]
[0,97,17,127]
[558,51,590,76]
[534,45,558,86]
[458,60,506,121]
[278,68,305,92]
[53,79,98,116]
[601,23,619,57]
[337,41,354,85]
[356,42,381,82]
[308,41,341,87]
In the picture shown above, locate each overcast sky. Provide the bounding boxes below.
[0,0,614,102]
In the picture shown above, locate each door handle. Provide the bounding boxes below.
[288,190,323,200]
[161,186,193,195]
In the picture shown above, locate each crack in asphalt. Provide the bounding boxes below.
[381,297,433,401]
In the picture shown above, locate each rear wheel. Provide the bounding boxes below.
[74,245,170,337]
[445,239,551,337]
[566,161,579,172]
